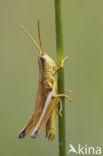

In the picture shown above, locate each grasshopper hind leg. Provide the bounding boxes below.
[46,98,62,142]
[46,108,56,142]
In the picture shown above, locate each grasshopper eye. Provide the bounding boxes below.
[40,55,46,62]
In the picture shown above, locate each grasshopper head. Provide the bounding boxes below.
[39,53,57,69]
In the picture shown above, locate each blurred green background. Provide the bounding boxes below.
[0,0,103,156]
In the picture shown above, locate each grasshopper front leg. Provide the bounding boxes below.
[18,114,34,138]
[54,56,69,75]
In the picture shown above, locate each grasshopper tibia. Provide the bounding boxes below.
[53,94,72,102]
[58,98,63,117]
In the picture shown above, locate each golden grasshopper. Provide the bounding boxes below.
[18,21,72,142]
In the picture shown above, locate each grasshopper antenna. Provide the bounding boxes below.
[38,20,44,55]
[20,25,42,53]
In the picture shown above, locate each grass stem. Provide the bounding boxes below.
[55,0,66,156]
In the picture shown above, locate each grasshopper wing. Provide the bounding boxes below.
[31,82,57,138]
[33,83,47,126]
[18,83,45,138]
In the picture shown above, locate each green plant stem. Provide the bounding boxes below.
[55,1,66,156]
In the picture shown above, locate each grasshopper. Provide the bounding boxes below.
[18,21,72,142]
